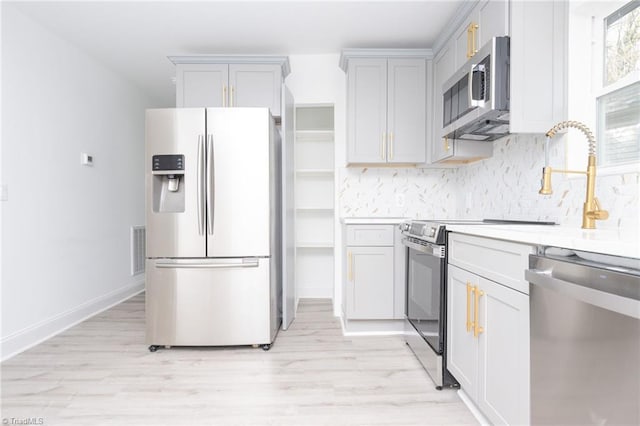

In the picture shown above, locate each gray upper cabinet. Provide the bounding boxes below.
[228,64,282,113]
[387,59,427,163]
[453,0,509,70]
[431,44,455,163]
[341,51,428,165]
[171,56,291,117]
[176,64,228,108]
[346,58,388,164]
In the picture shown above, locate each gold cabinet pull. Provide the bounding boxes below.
[474,286,484,337]
[230,86,235,107]
[471,24,480,56]
[466,282,473,332]
[389,132,394,160]
[467,22,479,59]
[222,85,227,107]
[381,132,387,160]
[467,24,473,58]
[348,251,353,282]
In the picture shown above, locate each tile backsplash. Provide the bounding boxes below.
[339,134,639,230]
[338,167,456,218]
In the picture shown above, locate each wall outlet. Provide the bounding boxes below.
[395,193,405,207]
[81,152,94,166]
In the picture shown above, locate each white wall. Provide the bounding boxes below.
[285,54,345,311]
[1,6,153,360]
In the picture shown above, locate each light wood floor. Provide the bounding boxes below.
[1,295,477,425]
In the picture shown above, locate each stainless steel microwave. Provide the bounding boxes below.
[442,36,510,141]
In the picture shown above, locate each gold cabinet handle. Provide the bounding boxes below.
[474,285,484,337]
[466,282,473,332]
[222,85,227,107]
[348,251,353,282]
[467,24,472,59]
[467,22,479,59]
[472,23,479,57]
[389,132,394,160]
[230,86,235,107]
[381,132,387,160]
[443,137,450,152]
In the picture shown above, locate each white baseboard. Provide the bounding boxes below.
[1,279,144,362]
[296,286,333,299]
[339,316,406,336]
[457,389,491,426]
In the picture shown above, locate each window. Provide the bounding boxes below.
[568,1,639,172]
[604,1,640,86]
[597,1,640,167]
[597,82,639,165]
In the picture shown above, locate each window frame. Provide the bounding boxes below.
[567,0,640,176]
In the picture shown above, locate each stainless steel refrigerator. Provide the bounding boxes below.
[145,107,282,351]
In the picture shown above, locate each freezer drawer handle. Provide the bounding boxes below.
[155,259,260,269]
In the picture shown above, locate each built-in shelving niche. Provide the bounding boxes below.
[295,105,335,299]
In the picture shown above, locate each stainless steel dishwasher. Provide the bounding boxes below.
[526,250,640,425]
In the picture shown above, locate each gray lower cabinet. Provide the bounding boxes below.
[346,246,394,319]
[343,223,406,322]
[447,233,532,425]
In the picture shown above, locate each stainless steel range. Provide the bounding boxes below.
[400,219,554,389]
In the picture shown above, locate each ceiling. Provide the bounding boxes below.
[8,1,465,106]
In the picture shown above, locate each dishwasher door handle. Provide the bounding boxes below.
[526,268,640,320]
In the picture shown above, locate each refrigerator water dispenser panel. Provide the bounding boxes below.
[152,154,185,213]
[152,155,184,173]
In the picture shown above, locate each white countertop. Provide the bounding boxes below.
[447,224,640,259]
[341,217,408,225]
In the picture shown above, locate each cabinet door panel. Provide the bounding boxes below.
[346,246,394,319]
[177,64,228,108]
[431,44,455,162]
[447,265,478,396]
[229,64,281,116]
[477,0,509,46]
[347,59,388,164]
[387,59,426,163]
[477,278,530,426]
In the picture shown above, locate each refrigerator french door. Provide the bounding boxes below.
[145,108,281,350]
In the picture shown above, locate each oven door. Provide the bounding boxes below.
[404,238,445,354]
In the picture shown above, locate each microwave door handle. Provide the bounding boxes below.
[470,64,486,107]
[468,65,474,106]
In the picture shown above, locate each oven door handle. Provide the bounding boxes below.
[402,238,444,258]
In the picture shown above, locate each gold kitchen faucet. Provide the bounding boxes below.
[539,120,609,229]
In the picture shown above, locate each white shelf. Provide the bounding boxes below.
[296,169,334,176]
[295,130,335,142]
[296,242,334,249]
[294,106,335,299]
[296,206,333,211]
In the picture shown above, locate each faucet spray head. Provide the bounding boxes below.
[539,167,553,195]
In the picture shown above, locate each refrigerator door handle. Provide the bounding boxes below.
[206,134,214,235]
[154,258,260,269]
[197,135,205,235]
